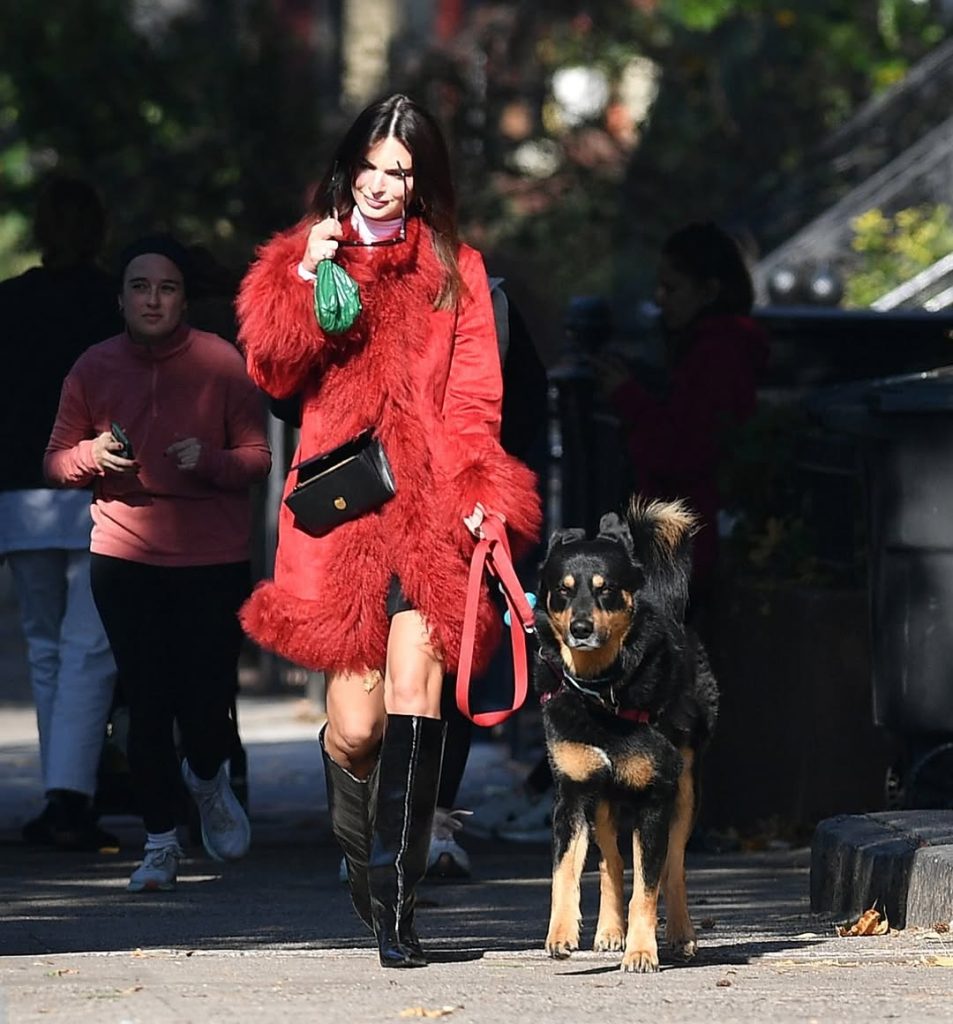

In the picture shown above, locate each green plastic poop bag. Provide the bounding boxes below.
[314,258,362,333]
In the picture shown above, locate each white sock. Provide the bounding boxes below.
[144,829,179,852]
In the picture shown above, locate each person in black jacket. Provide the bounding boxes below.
[0,176,120,850]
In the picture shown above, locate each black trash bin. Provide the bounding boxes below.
[817,366,953,808]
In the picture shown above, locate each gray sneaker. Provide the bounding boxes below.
[426,808,472,879]
[181,759,251,862]
[127,843,183,892]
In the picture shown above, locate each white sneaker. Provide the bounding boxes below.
[127,843,183,892]
[181,759,251,862]
[467,785,547,839]
[496,791,554,844]
[426,808,471,879]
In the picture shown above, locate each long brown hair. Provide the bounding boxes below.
[309,94,463,310]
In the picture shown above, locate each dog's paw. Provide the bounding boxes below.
[593,927,624,952]
[545,934,579,960]
[620,948,660,973]
[667,937,698,961]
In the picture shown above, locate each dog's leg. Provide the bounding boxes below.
[660,748,698,960]
[592,799,625,951]
[545,786,589,959]
[622,805,669,973]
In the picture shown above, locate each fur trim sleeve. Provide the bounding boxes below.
[442,248,542,556]
[237,225,328,398]
[447,448,542,559]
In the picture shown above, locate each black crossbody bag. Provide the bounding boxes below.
[285,429,396,536]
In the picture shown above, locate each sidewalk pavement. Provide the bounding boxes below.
[3,564,953,1021]
[4,694,953,1023]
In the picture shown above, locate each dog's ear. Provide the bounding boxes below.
[543,527,586,561]
[598,512,634,556]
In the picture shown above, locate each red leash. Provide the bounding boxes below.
[456,512,536,727]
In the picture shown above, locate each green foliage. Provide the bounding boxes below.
[0,0,948,319]
[718,403,864,584]
[719,404,816,582]
[843,204,953,308]
[442,1,949,315]
[0,0,323,276]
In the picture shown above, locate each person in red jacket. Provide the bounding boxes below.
[597,222,769,606]
[237,94,541,968]
[44,235,272,893]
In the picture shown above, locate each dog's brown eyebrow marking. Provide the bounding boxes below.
[592,573,605,588]
[562,574,575,589]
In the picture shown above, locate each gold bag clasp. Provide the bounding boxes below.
[334,496,347,510]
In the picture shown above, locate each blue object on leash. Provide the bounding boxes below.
[504,590,537,627]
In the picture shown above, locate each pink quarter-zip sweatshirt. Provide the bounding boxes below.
[44,325,271,567]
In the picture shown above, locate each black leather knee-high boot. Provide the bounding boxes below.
[320,726,378,931]
[368,714,446,968]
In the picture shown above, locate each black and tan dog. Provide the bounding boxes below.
[534,497,718,973]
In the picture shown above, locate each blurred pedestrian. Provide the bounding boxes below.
[594,221,769,606]
[470,222,770,844]
[0,176,120,851]
[428,276,548,878]
[44,234,271,892]
[237,93,541,967]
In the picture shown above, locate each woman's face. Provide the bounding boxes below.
[654,255,720,332]
[120,253,186,344]
[352,136,414,222]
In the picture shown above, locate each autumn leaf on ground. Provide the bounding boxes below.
[837,905,889,937]
[398,1007,459,1019]
[47,968,79,977]
[924,956,953,967]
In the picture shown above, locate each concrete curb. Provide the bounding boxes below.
[811,810,953,927]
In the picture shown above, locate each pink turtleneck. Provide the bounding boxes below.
[44,326,271,567]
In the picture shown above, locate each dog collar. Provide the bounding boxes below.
[538,654,650,723]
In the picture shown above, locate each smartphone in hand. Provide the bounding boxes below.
[110,422,134,460]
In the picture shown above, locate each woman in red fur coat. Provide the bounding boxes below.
[237,94,541,968]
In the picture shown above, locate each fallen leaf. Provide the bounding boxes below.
[924,956,953,967]
[47,968,79,977]
[935,922,950,934]
[399,1007,458,1019]
[716,978,732,987]
[118,985,144,995]
[700,918,716,930]
[837,905,889,937]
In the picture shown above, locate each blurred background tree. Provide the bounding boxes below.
[0,0,949,330]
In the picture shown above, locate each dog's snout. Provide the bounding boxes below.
[570,617,594,640]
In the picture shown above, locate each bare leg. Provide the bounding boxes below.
[324,669,386,778]
[384,609,443,716]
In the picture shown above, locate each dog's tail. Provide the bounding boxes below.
[625,496,698,619]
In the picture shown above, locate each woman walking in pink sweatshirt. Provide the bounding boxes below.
[44,235,271,892]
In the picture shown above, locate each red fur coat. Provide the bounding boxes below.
[237,216,541,675]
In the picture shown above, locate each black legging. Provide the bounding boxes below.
[90,555,250,834]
